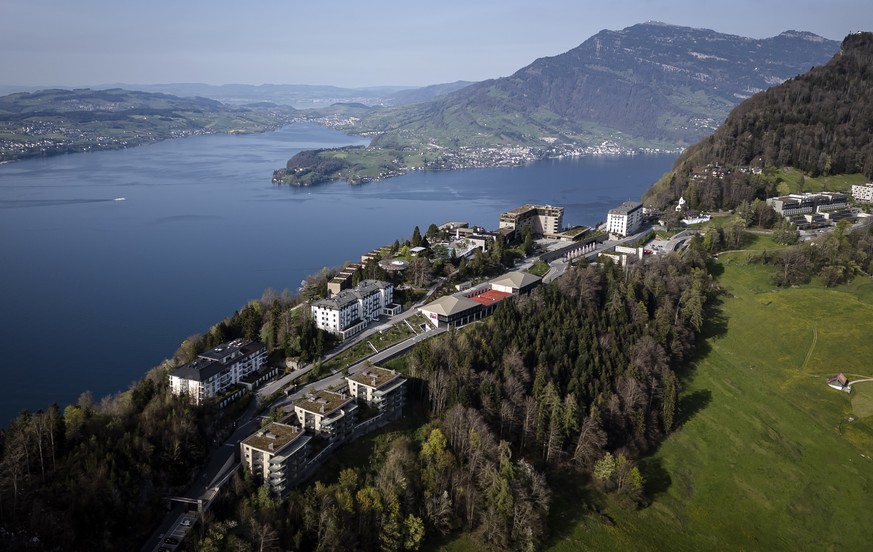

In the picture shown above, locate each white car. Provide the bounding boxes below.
[181,519,192,527]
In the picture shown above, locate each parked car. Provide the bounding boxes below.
[181,519,192,527]
[164,537,179,545]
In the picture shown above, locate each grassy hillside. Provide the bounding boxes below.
[552,244,873,550]
[431,235,873,550]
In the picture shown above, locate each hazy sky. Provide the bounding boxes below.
[2,0,870,88]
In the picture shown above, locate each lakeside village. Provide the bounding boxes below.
[156,182,873,527]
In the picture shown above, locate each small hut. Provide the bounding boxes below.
[827,373,850,393]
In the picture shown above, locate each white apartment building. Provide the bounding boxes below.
[169,339,267,405]
[346,366,407,421]
[311,279,394,340]
[240,422,310,495]
[851,183,873,203]
[606,201,643,237]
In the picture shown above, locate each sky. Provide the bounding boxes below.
[1,0,871,89]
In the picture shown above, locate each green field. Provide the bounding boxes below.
[430,247,873,551]
[546,253,873,550]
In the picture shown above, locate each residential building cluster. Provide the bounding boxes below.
[240,365,406,494]
[169,339,269,405]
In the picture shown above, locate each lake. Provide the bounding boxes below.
[0,123,676,423]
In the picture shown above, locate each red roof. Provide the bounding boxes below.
[469,289,512,306]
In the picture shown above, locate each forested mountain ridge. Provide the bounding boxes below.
[644,31,873,211]
[0,88,296,162]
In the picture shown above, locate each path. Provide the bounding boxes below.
[801,323,818,371]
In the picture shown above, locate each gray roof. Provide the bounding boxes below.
[420,295,481,317]
[170,339,265,382]
[314,280,391,310]
[490,271,541,290]
[608,201,643,215]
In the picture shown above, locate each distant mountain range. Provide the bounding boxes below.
[644,31,873,211]
[81,81,476,110]
[0,88,296,161]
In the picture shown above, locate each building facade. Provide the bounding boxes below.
[851,183,873,203]
[293,390,358,443]
[311,279,394,340]
[767,192,849,216]
[606,201,643,237]
[240,422,310,495]
[499,205,564,238]
[169,339,267,405]
[346,366,407,421]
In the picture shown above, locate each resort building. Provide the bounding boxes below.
[346,365,407,421]
[293,389,358,442]
[311,279,394,340]
[169,339,267,405]
[766,192,849,217]
[240,422,310,495]
[851,183,873,203]
[606,201,643,238]
[489,271,541,294]
[499,205,564,238]
[419,271,541,329]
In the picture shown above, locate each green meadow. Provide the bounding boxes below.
[545,251,873,551]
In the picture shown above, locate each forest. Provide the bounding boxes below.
[182,247,717,551]
[0,239,715,551]
[644,31,873,211]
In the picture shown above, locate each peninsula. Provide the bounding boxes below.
[0,88,296,162]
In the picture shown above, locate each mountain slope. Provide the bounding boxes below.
[359,22,838,149]
[644,31,873,211]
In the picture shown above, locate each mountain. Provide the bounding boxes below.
[0,88,295,162]
[643,31,873,211]
[273,23,840,186]
[356,23,838,150]
[89,82,476,109]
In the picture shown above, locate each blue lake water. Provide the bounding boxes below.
[0,123,676,423]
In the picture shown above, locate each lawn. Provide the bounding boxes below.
[543,252,873,551]
[322,321,415,372]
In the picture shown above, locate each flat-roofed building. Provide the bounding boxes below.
[606,201,643,238]
[169,339,267,405]
[293,390,358,442]
[767,192,849,216]
[346,366,407,421]
[851,183,873,203]
[240,422,310,495]
[312,279,394,340]
[499,205,564,238]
